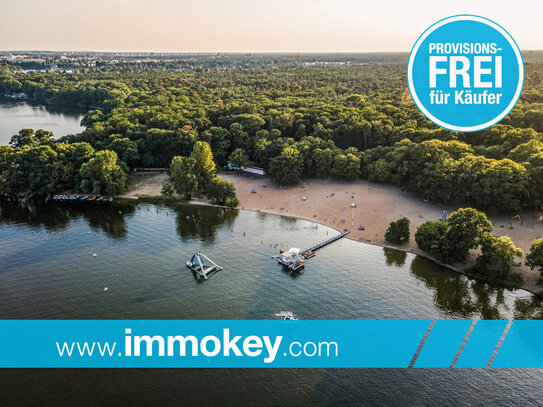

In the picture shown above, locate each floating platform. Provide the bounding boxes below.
[273,248,305,272]
[186,253,223,280]
[272,229,350,272]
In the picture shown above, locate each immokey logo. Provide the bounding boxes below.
[407,15,524,132]
[55,328,339,364]
[123,328,283,362]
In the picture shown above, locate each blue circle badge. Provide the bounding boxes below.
[407,15,524,132]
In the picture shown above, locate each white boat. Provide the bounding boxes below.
[276,311,299,320]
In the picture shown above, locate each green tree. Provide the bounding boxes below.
[23,145,59,193]
[170,155,198,199]
[385,217,410,244]
[9,129,54,148]
[161,183,174,197]
[0,146,16,194]
[229,148,250,169]
[415,208,494,264]
[206,176,236,205]
[295,124,307,140]
[268,147,304,185]
[70,142,95,166]
[330,153,361,180]
[476,235,523,277]
[312,148,334,178]
[415,221,448,259]
[107,135,140,166]
[231,114,265,134]
[524,152,543,207]
[526,238,543,275]
[79,150,127,195]
[253,138,272,166]
[225,197,240,209]
[190,141,216,187]
[230,122,250,150]
[205,127,230,165]
[445,208,493,262]
[509,139,543,163]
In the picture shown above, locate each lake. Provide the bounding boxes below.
[1,199,542,406]
[0,98,84,145]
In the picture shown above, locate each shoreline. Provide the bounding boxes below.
[227,206,490,280]
[219,204,539,296]
[118,171,543,296]
[129,195,531,294]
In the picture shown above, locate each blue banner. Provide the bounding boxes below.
[0,320,539,368]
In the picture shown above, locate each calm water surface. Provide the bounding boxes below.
[0,99,84,145]
[1,200,543,406]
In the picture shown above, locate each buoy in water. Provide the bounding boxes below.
[93,253,97,257]
[88,231,91,235]
[104,287,108,291]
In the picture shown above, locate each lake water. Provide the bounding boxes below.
[1,200,543,406]
[0,99,84,145]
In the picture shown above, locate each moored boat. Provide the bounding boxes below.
[276,311,299,320]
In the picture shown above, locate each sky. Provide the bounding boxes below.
[0,0,542,52]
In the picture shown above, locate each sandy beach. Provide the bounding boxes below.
[224,173,543,294]
[119,172,170,198]
[121,171,543,294]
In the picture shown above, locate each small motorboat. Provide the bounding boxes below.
[276,311,299,320]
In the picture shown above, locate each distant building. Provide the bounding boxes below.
[226,162,266,176]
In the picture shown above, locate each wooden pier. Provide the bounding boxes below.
[301,229,350,257]
[273,229,350,272]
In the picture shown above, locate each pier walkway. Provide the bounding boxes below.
[301,229,350,257]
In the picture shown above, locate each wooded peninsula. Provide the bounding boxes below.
[1,55,542,287]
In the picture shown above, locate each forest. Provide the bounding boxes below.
[1,58,543,213]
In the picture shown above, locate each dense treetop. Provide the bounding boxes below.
[1,59,543,212]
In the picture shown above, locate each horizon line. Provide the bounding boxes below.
[3,49,543,54]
